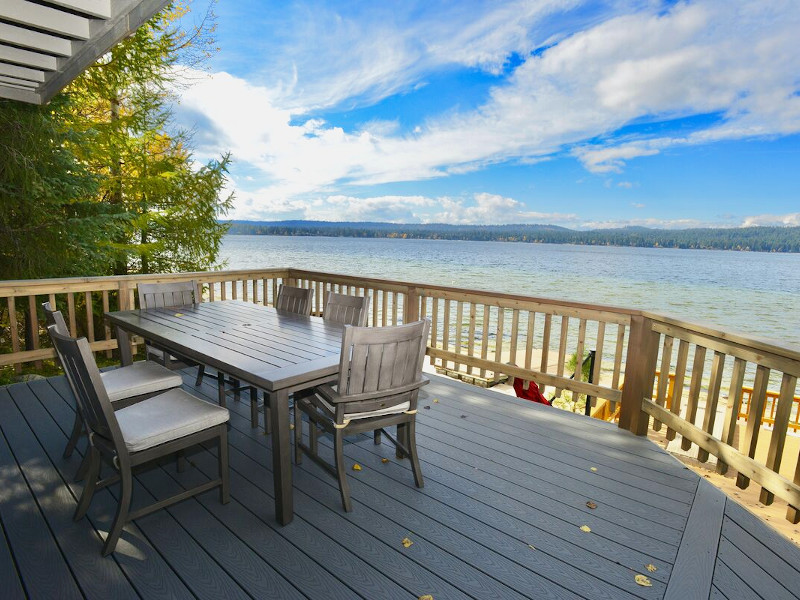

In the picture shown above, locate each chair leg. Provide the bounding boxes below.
[395,423,408,459]
[103,467,133,556]
[176,450,187,473]
[195,364,205,387]
[294,404,302,464]
[406,421,424,488]
[232,378,241,402]
[73,446,100,521]
[250,387,258,428]
[333,430,352,512]
[63,411,83,458]
[373,429,382,445]
[217,372,227,408]
[74,450,91,482]
[219,427,230,504]
[309,418,318,456]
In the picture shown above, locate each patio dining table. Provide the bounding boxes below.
[106,299,344,525]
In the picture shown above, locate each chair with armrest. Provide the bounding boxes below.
[50,326,230,556]
[294,318,430,511]
[43,302,183,476]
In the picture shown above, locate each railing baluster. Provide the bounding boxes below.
[67,292,77,336]
[493,306,505,382]
[717,357,747,474]
[612,323,625,390]
[555,316,569,397]
[467,303,477,376]
[667,339,690,441]
[593,322,606,409]
[479,304,490,379]
[737,364,770,489]
[442,299,451,372]
[84,291,95,347]
[454,301,464,375]
[524,311,535,371]
[102,291,112,358]
[430,298,439,368]
[7,297,21,373]
[27,295,42,369]
[698,351,725,462]
[654,336,674,431]
[682,345,708,450]
[540,313,552,374]
[760,373,798,505]
[509,308,520,368]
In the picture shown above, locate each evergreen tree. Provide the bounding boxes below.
[64,1,232,275]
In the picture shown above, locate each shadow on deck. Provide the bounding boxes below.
[1,370,798,599]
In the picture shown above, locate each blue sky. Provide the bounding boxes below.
[174,0,800,229]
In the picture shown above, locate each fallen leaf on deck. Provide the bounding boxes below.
[352,463,362,471]
[402,537,414,548]
[381,458,389,463]
[423,406,431,409]
[433,399,439,403]
[634,575,652,587]
[646,564,657,572]
[528,544,536,550]
[590,467,598,472]
[174,313,184,317]
[460,415,467,419]
[580,525,591,533]
[586,501,597,509]
[419,595,434,600]
[289,424,294,430]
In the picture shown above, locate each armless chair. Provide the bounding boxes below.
[275,284,313,315]
[50,326,230,556]
[323,291,370,327]
[137,281,206,383]
[294,319,430,512]
[43,302,183,479]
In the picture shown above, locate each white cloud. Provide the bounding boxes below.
[176,0,800,219]
[741,213,800,227]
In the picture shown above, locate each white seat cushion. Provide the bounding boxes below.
[100,361,183,403]
[316,395,410,421]
[115,388,229,453]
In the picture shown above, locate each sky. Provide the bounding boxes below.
[172,0,800,229]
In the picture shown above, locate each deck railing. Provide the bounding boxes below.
[1,268,799,522]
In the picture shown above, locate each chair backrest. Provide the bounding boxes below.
[337,318,430,399]
[42,301,69,336]
[138,280,199,309]
[323,291,370,327]
[48,326,123,447]
[275,284,313,316]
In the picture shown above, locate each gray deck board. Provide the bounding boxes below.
[1,370,800,599]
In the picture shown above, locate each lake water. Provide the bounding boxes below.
[219,235,800,349]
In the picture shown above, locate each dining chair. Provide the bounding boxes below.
[50,326,230,556]
[137,280,207,385]
[294,318,430,511]
[275,284,313,316]
[43,302,183,477]
[323,291,370,326]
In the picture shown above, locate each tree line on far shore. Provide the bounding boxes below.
[227,221,800,253]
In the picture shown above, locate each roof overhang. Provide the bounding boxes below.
[0,0,170,105]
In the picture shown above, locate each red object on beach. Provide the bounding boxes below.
[513,377,552,406]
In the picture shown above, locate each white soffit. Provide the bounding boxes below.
[0,0,170,104]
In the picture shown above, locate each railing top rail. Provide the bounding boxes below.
[645,310,800,365]
[287,268,640,320]
[0,268,290,297]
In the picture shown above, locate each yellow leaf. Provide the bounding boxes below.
[590,467,598,472]
[352,463,362,471]
[433,399,439,403]
[402,537,414,548]
[289,423,295,430]
[646,564,657,572]
[419,595,434,600]
[381,458,389,463]
[528,544,536,550]
[586,501,597,509]
[173,312,184,317]
[634,575,652,587]
[580,525,591,533]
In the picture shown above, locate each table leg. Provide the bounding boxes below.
[269,389,293,525]
[116,326,133,366]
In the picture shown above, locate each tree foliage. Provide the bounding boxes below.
[0,97,125,279]
[64,1,232,275]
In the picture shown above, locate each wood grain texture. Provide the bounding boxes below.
[664,479,725,600]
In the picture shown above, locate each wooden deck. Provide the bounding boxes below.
[1,370,798,600]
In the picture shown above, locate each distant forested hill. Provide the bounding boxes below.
[226,221,800,252]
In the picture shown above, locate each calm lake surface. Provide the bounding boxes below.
[220,235,800,349]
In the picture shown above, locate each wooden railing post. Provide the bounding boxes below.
[619,315,659,436]
[404,286,420,324]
